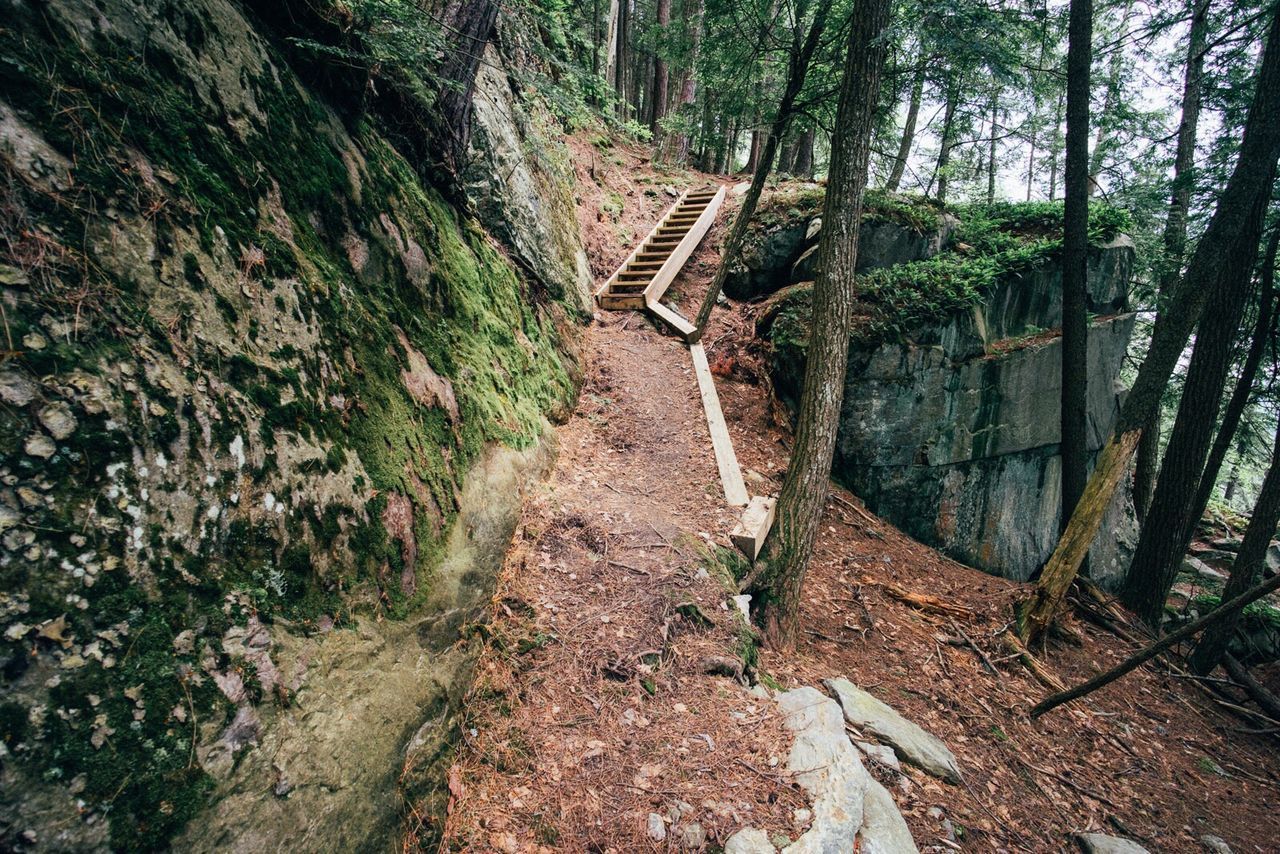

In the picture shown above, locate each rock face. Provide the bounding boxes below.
[832,238,1138,585]
[771,228,1139,586]
[0,0,585,850]
[723,191,956,301]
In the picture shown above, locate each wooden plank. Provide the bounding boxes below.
[594,189,690,301]
[644,185,726,305]
[731,496,777,560]
[689,341,749,506]
[646,300,697,342]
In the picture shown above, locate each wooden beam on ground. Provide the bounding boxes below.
[731,495,777,560]
[647,300,697,342]
[689,342,749,507]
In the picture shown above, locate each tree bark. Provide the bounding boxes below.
[1061,0,1092,540]
[1190,223,1280,520]
[987,93,1000,204]
[886,64,924,192]
[747,0,893,648]
[1134,0,1212,519]
[433,0,499,175]
[934,83,958,204]
[650,0,671,135]
[1019,5,1280,643]
[794,127,815,178]
[604,0,621,93]
[1048,89,1064,201]
[692,0,833,336]
[1120,207,1275,626]
[1190,415,1280,674]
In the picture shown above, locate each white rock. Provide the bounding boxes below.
[1076,833,1150,854]
[37,401,76,440]
[824,677,961,783]
[775,686,917,853]
[724,827,776,853]
[805,217,822,241]
[647,813,666,842]
[24,433,56,459]
[1200,835,1233,854]
[856,740,901,771]
[0,371,37,406]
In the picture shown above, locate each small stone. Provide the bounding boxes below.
[1076,833,1151,854]
[857,740,902,771]
[37,401,77,440]
[16,487,41,509]
[1200,835,1233,853]
[724,827,776,853]
[793,808,812,825]
[22,332,47,351]
[679,822,706,849]
[647,813,667,841]
[0,264,29,287]
[24,433,56,459]
[0,371,37,406]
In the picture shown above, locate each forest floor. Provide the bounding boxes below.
[440,138,1280,852]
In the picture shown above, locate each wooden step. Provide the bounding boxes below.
[628,261,664,270]
[646,301,698,342]
[612,282,649,294]
[618,271,652,282]
[656,228,690,237]
[636,252,670,261]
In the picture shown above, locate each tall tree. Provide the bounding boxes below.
[1134,0,1212,519]
[745,0,893,647]
[1060,0,1092,539]
[933,81,959,203]
[662,0,704,162]
[1019,5,1280,643]
[886,63,924,192]
[1189,413,1280,675]
[691,0,834,335]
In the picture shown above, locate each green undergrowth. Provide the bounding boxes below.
[750,184,943,236]
[765,200,1132,354]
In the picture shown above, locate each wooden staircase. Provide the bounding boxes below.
[594,185,726,340]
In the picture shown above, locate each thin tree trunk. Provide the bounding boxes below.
[934,84,958,204]
[650,0,671,136]
[745,123,763,173]
[794,127,815,178]
[1190,223,1280,521]
[1190,415,1280,673]
[1060,0,1092,541]
[1134,0,1211,518]
[1120,219,1273,626]
[1025,126,1037,202]
[1019,5,1280,643]
[662,0,703,163]
[692,0,833,335]
[1087,1,1136,195]
[604,0,621,92]
[1048,89,1064,201]
[748,0,893,648]
[987,92,1000,204]
[886,64,923,192]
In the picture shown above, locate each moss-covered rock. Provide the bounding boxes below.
[0,0,586,849]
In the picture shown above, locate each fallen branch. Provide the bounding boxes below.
[1001,630,1066,692]
[1031,570,1280,717]
[857,574,974,618]
[1222,653,1280,722]
[949,618,1000,677]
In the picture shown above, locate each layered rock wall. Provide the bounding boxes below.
[0,0,586,849]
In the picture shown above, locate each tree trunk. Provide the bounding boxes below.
[1048,89,1064,201]
[1134,0,1211,518]
[1190,223,1280,520]
[433,0,500,175]
[747,0,893,648]
[745,124,763,173]
[604,0,621,93]
[1087,0,1136,195]
[794,127,815,178]
[886,64,923,192]
[1060,0,1092,542]
[662,0,702,163]
[1190,415,1280,674]
[1019,4,1280,643]
[1120,214,1273,626]
[987,93,1000,204]
[650,0,671,136]
[934,84,958,204]
[692,0,833,335]
[615,0,630,119]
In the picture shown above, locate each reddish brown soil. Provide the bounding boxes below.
[441,138,1280,852]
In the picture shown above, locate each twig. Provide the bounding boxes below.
[607,559,651,576]
[949,618,1000,677]
[1019,759,1118,808]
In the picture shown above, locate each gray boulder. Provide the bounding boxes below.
[823,678,961,783]
[1076,832,1150,853]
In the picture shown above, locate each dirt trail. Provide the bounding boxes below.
[441,141,1280,852]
